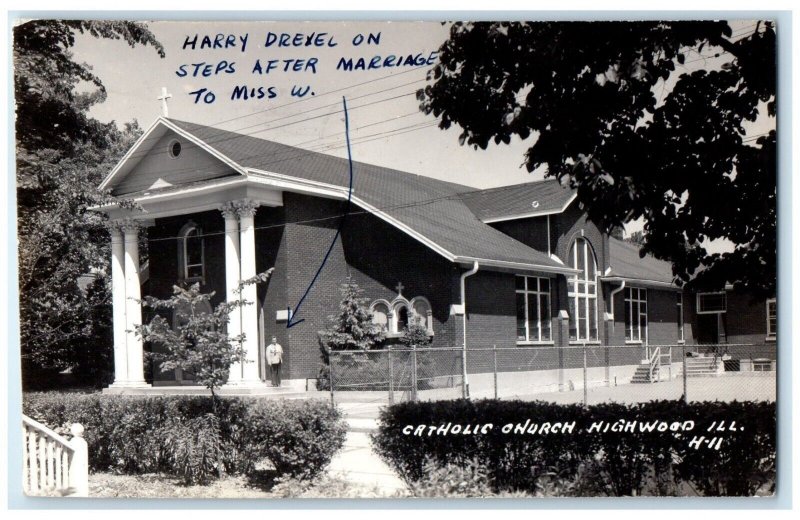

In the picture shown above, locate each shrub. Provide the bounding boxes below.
[407,457,494,498]
[237,399,348,481]
[372,399,776,497]
[671,400,776,496]
[161,413,224,485]
[22,393,348,485]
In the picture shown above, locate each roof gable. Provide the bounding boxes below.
[99,118,247,195]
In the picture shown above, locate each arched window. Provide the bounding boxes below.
[568,237,598,341]
[179,222,204,281]
[395,304,410,333]
[370,301,390,332]
[410,297,434,334]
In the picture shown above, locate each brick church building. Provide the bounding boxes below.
[94,117,776,392]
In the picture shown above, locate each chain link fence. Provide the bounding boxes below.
[328,343,776,406]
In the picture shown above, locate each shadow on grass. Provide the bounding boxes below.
[243,468,283,492]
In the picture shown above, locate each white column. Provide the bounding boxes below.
[122,221,148,386]
[237,200,262,385]
[221,204,243,386]
[109,224,129,386]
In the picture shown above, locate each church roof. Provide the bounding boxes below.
[604,238,678,287]
[103,117,576,274]
[459,179,576,222]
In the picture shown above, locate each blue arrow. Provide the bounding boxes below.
[286,96,354,328]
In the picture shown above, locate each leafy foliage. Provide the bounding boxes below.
[317,280,386,388]
[407,457,494,497]
[135,272,273,399]
[420,21,776,297]
[14,20,164,381]
[18,124,142,377]
[399,322,433,349]
[318,280,386,353]
[372,398,775,496]
[23,393,348,485]
[162,413,224,485]
[14,20,164,155]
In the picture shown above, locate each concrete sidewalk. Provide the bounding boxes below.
[326,402,407,493]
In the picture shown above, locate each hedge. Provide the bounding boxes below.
[371,399,776,497]
[23,393,348,485]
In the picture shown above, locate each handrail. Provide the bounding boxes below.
[22,415,76,452]
[648,347,661,382]
[22,414,88,497]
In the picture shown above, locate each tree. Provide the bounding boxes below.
[419,21,776,297]
[626,231,646,247]
[316,280,386,390]
[135,284,247,405]
[318,280,386,354]
[135,270,273,411]
[14,21,164,381]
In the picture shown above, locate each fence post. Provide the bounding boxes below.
[388,347,394,405]
[68,424,88,497]
[583,343,588,406]
[412,346,418,402]
[493,344,498,399]
[682,344,688,404]
[329,352,335,407]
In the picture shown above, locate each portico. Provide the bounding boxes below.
[100,187,283,393]
[93,116,287,393]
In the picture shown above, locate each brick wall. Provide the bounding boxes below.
[605,286,684,346]
[255,206,288,380]
[684,292,772,346]
[275,193,461,381]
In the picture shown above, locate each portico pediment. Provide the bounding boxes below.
[100,117,247,197]
[95,118,282,220]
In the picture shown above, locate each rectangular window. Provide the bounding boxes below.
[625,287,648,343]
[515,276,552,343]
[677,292,684,342]
[697,292,727,314]
[766,298,776,339]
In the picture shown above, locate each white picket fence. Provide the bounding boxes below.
[22,414,88,497]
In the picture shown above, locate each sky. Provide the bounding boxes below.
[73,21,547,189]
[69,19,775,244]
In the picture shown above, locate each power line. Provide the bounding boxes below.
[189,64,431,130]
[119,77,429,165]
[115,114,441,194]
[114,89,425,191]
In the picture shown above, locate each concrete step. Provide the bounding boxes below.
[631,365,660,384]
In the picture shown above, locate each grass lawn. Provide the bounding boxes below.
[89,472,407,498]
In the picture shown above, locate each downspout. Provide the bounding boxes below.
[460,261,479,398]
[608,280,626,331]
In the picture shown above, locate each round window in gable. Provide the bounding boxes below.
[168,139,182,159]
